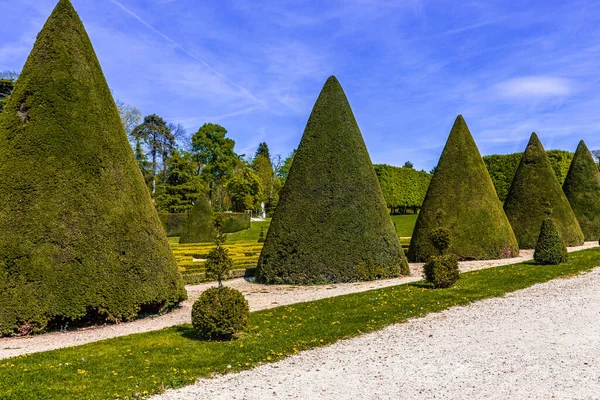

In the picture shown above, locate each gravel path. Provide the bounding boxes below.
[157,266,600,400]
[0,242,597,360]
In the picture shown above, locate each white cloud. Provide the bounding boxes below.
[494,76,573,98]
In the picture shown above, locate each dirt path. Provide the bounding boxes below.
[0,242,596,360]
[157,266,600,400]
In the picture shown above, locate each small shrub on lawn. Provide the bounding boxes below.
[205,214,233,286]
[423,254,460,288]
[534,218,568,265]
[191,286,249,339]
[258,226,266,243]
[429,227,452,255]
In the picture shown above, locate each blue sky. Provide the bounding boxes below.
[2,0,600,170]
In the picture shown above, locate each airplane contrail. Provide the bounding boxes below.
[107,0,266,108]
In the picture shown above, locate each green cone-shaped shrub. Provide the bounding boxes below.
[179,193,216,244]
[504,133,584,248]
[256,76,408,284]
[408,116,519,261]
[562,140,600,241]
[534,218,568,264]
[0,0,186,336]
[192,286,249,339]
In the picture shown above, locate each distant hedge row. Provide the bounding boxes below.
[160,212,249,237]
[374,164,431,213]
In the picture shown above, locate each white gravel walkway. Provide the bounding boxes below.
[0,242,597,360]
[156,266,600,400]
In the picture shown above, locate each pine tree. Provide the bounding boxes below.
[534,218,568,265]
[562,140,600,241]
[256,76,408,284]
[408,115,519,261]
[0,0,185,336]
[504,133,584,248]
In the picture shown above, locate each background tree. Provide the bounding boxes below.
[131,114,174,194]
[0,71,18,114]
[403,161,414,169]
[155,149,204,213]
[374,164,431,214]
[252,142,275,208]
[191,123,238,209]
[226,163,263,212]
[115,99,141,140]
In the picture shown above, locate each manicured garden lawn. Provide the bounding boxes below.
[3,247,600,399]
[390,214,418,237]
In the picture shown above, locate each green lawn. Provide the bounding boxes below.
[2,247,600,399]
[391,214,418,237]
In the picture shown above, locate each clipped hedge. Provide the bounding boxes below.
[256,76,408,284]
[503,133,584,249]
[0,0,186,336]
[408,116,519,261]
[221,213,251,233]
[179,193,216,244]
[159,213,189,237]
[562,140,600,241]
[191,286,249,339]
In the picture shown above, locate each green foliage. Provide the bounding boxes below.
[0,79,14,114]
[277,150,295,182]
[0,0,185,336]
[408,116,519,261]
[159,213,190,237]
[155,149,205,213]
[179,193,216,244]
[5,246,600,399]
[191,123,238,208]
[204,246,233,285]
[220,213,251,233]
[257,76,408,284]
[422,254,460,288]
[131,114,175,194]
[534,218,568,265]
[258,225,266,243]
[226,164,263,212]
[428,227,452,255]
[483,150,574,202]
[191,286,249,339]
[504,133,584,248]
[374,164,431,212]
[562,141,600,241]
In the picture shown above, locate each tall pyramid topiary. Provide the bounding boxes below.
[0,0,186,336]
[179,193,216,243]
[407,115,519,262]
[503,133,584,248]
[256,76,408,284]
[562,140,600,241]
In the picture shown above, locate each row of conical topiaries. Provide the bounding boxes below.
[258,78,600,282]
[0,0,186,336]
[1,0,597,336]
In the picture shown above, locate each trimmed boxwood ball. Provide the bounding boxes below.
[179,192,216,244]
[0,0,186,336]
[408,115,519,262]
[192,286,249,339]
[534,218,568,265]
[562,140,600,241]
[504,133,584,249]
[423,254,460,288]
[256,76,408,284]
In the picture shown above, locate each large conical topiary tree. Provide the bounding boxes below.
[179,193,216,243]
[407,115,519,262]
[256,76,408,284]
[0,0,186,336]
[503,133,584,248]
[562,140,600,241]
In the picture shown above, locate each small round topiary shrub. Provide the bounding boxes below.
[423,254,460,288]
[192,286,249,339]
[534,218,568,265]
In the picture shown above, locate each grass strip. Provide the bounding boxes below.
[2,247,600,399]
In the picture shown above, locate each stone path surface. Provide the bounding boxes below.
[157,266,600,400]
[0,242,597,360]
